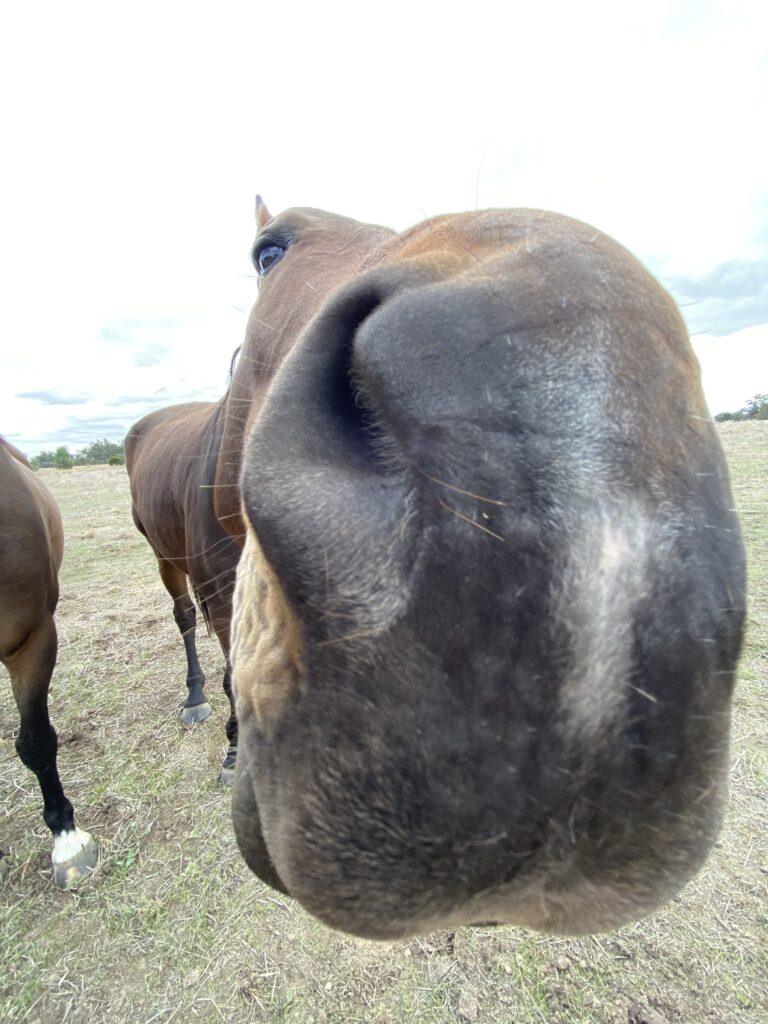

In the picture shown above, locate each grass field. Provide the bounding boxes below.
[1,422,766,1024]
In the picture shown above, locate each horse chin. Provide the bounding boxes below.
[229,572,732,941]
[230,751,724,941]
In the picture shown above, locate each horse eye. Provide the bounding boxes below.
[254,243,286,276]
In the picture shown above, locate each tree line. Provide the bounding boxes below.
[30,438,125,470]
[714,394,768,422]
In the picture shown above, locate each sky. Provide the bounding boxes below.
[1,0,766,455]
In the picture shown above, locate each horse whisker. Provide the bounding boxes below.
[435,497,505,542]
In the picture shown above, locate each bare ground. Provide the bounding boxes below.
[1,422,766,1024]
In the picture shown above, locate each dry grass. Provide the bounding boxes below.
[1,424,767,1024]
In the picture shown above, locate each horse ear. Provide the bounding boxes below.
[255,195,273,231]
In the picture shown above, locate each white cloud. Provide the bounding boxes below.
[691,324,768,416]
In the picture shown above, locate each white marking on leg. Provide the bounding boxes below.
[52,826,93,864]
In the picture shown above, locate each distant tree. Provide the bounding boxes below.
[74,438,125,465]
[744,394,768,420]
[30,449,56,469]
[30,438,126,469]
[715,393,768,422]
[53,446,74,469]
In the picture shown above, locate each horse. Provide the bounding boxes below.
[0,437,98,887]
[229,200,747,940]
[125,402,242,782]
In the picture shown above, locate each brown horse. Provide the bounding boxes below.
[125,403,242,781]
[0,438,98,886]
[229,201,746,940]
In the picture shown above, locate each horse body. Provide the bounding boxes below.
[125,401,241,776]
[229,203,746,939]
[0,437,97,886]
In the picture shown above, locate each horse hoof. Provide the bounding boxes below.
[219,744,237,786]
[180,702,211,726]
[53,834,99,889]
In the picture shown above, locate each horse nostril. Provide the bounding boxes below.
[329,294,391,466]
[239,275,425,634]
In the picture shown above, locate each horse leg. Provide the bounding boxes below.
[157,560,211,725]
[219,657,238,786]
[7,616,98,887]
[210,605,238,785]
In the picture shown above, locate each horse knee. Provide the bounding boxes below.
[16,717,57,776]
[172,597,196,634]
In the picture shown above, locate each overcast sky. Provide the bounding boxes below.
[2,1,766,455]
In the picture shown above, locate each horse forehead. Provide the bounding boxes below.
[269,209,593,288]
[279,207,520,265]
[263,207,637,330]
[382,210,582,282]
